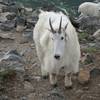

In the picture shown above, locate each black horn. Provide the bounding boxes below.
[58,17,62,33]
[65,23,68,30]
[49,18,55,33]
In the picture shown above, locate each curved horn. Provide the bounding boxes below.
[49,18,55,33]
[58,17,62,33]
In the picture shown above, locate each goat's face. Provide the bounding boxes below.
[49,17,68,60]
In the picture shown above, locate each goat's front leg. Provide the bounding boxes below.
[65,72,72,88]
[49,73,57,87]
[41,65,48,79]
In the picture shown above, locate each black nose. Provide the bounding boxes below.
[54,55,60,60]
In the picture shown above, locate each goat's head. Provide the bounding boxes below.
[49,17,68,60]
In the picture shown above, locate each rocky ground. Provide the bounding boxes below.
[0,0,100,100]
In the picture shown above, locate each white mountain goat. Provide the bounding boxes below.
[33,11,80,87]
[78,2,100,17]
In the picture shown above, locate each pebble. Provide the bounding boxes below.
[78,68,90,85]
[24,81,34,92]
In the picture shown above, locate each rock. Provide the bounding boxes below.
[0,12,10,22]
[93,29,100,41]
[24,74,31,81]
[22,29,33,41]
[15,16,27,32]
[0,95,8,100]
[6,12,16,20]
[20,96,27,100]
[24,7,33,13]
[78,68,90,85]
[30,43,35,49]
[80,52,88,63]
[80,52,94,64]
[0,0,16,6]
[76,15,100,34]
[20,48,33,56]
[16,16,26,26]
[24,81,34,92]
[0,49,25,74]
[16,25,26,32]
[2,5,18,13]
[48,88,64,99]
[0,20,16,31]
[0,31,15,40]
[27,93,36,100]
[82,87,89,90]
[0,4,6,13]
[19,38,29,44]
[0,12,16,22]
[26,17,36,28]
[90,68,100,78]
[24,7,33,15]
[0,49,22,62]
[32,76,41,81]
[75,89,83,98]
[19,29,33,43]
[94,41,100,49]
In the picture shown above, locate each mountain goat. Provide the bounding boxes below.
[33,11,80,88]
[78,2,100,17]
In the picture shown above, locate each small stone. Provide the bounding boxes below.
[22,29,33,41]
[0,20,15,31]
[32,76,41,81]
[90,68,100,78]
[0,95,8,100]
[16,16,26,26]
[6,12,16,20]
[24,7,33,12]
[75,89,83,98]
[19,38,29,44]
[49,88,64,99]
[16,25,26,32]
[0,32,15,40]
[78,68,90,85]
[24,81,34,92]
[0,49,22,62]
[21,96,27,100]
[76,89,83,94]
[93,29,100,41]
[27,93,35,100]
[82,87,89,90]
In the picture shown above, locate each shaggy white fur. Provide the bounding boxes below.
[33,11,80,87]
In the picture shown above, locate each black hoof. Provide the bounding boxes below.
[52,84,58,88]
[42,75,48,79]
[65,86,73,89]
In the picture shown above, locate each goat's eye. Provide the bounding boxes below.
[61,37,64,40]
